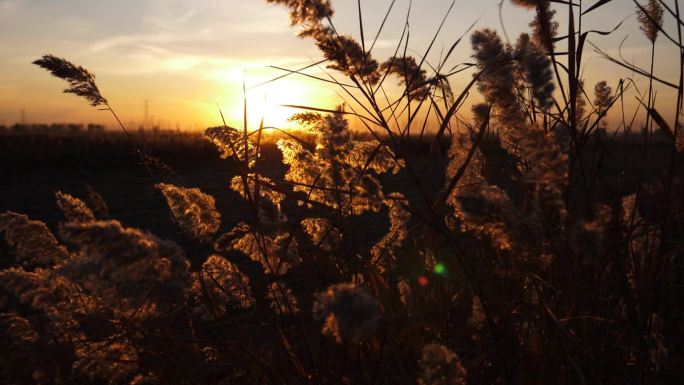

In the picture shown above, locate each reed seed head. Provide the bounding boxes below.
[32,54,107,107]
[55,191,95,223]
[267,0,333,32]
[417,343,467,385]
[0,212,69,266]
[471,29,521,125]
[156,183,221,241]
[515,33,555,111]
[313,283,380,343]
[637,0,664,43]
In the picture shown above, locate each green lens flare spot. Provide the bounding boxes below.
[433,263,447,276]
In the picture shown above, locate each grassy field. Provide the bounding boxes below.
[1,128,673,268]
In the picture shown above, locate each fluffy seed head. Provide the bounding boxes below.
[515,33,555,111]
[267,0,333,36]
[594,81,612,128]
[192,255,255,318]
[216,223,301,276]
[156,184,221,241]
[266,281,300,314]
[417,343,467,385]
[33,54,107,107]
[317,34,380,84]
[0,312,39,347]
[510,0,538,7]
[509,1,558,50]
[594,81,612,112]
[637,0,664,43]
[83,183,110,219]
[205,126,257,167]
[55,191,95,223]
[59,220,181,267]
[0,212,69,266]
[471,29,521,125]
[313,283,380,343]
[380,56,430,100]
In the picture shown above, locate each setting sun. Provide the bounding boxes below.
[218,70,329,131]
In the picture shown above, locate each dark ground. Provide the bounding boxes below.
[1,130,673,241]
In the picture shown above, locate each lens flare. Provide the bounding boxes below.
[417,276,429,287]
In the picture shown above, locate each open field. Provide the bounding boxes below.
[1,129,675,267]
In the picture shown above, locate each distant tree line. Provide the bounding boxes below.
[0,123,106,134]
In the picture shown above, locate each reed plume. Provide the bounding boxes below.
[370,193,410,271]
[636,0,664,145]
[215,223,301,276]
[317,34,381,84]
[380,56,431,100]
[269,0,380,84]
[156,183,221,241]
[510,1,558,49]
[594,80,612,129]
[313,283,380,343]
[32,54,107,107]
[2,193,192,384]
[637,0,664,43]
[593,81,612,113]
[471,29,521,125]
[55,191,95,223]
[266,0,333,37]
[301,217,341,251]
[265,281,300,314]
[230,174,287,226]
[83,183,110,219]
[417,343,467,385]
[278,108,397,213]
[0,212,69,266]
[510,0,538,6]
[192,255,255,318]
[205,126,257,167]
[514,33,555,111]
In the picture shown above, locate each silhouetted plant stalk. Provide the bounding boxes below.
[32,55,165,184]
[268,0,508,334]
[637,0,664,148]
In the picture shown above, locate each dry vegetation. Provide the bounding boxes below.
[2,0,684,384]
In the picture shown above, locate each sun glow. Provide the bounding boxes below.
[216,67,333,132]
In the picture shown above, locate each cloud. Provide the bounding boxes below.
[78,1,317,82]
[89,33,179,53]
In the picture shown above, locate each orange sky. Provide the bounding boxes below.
[0,0,681,131]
